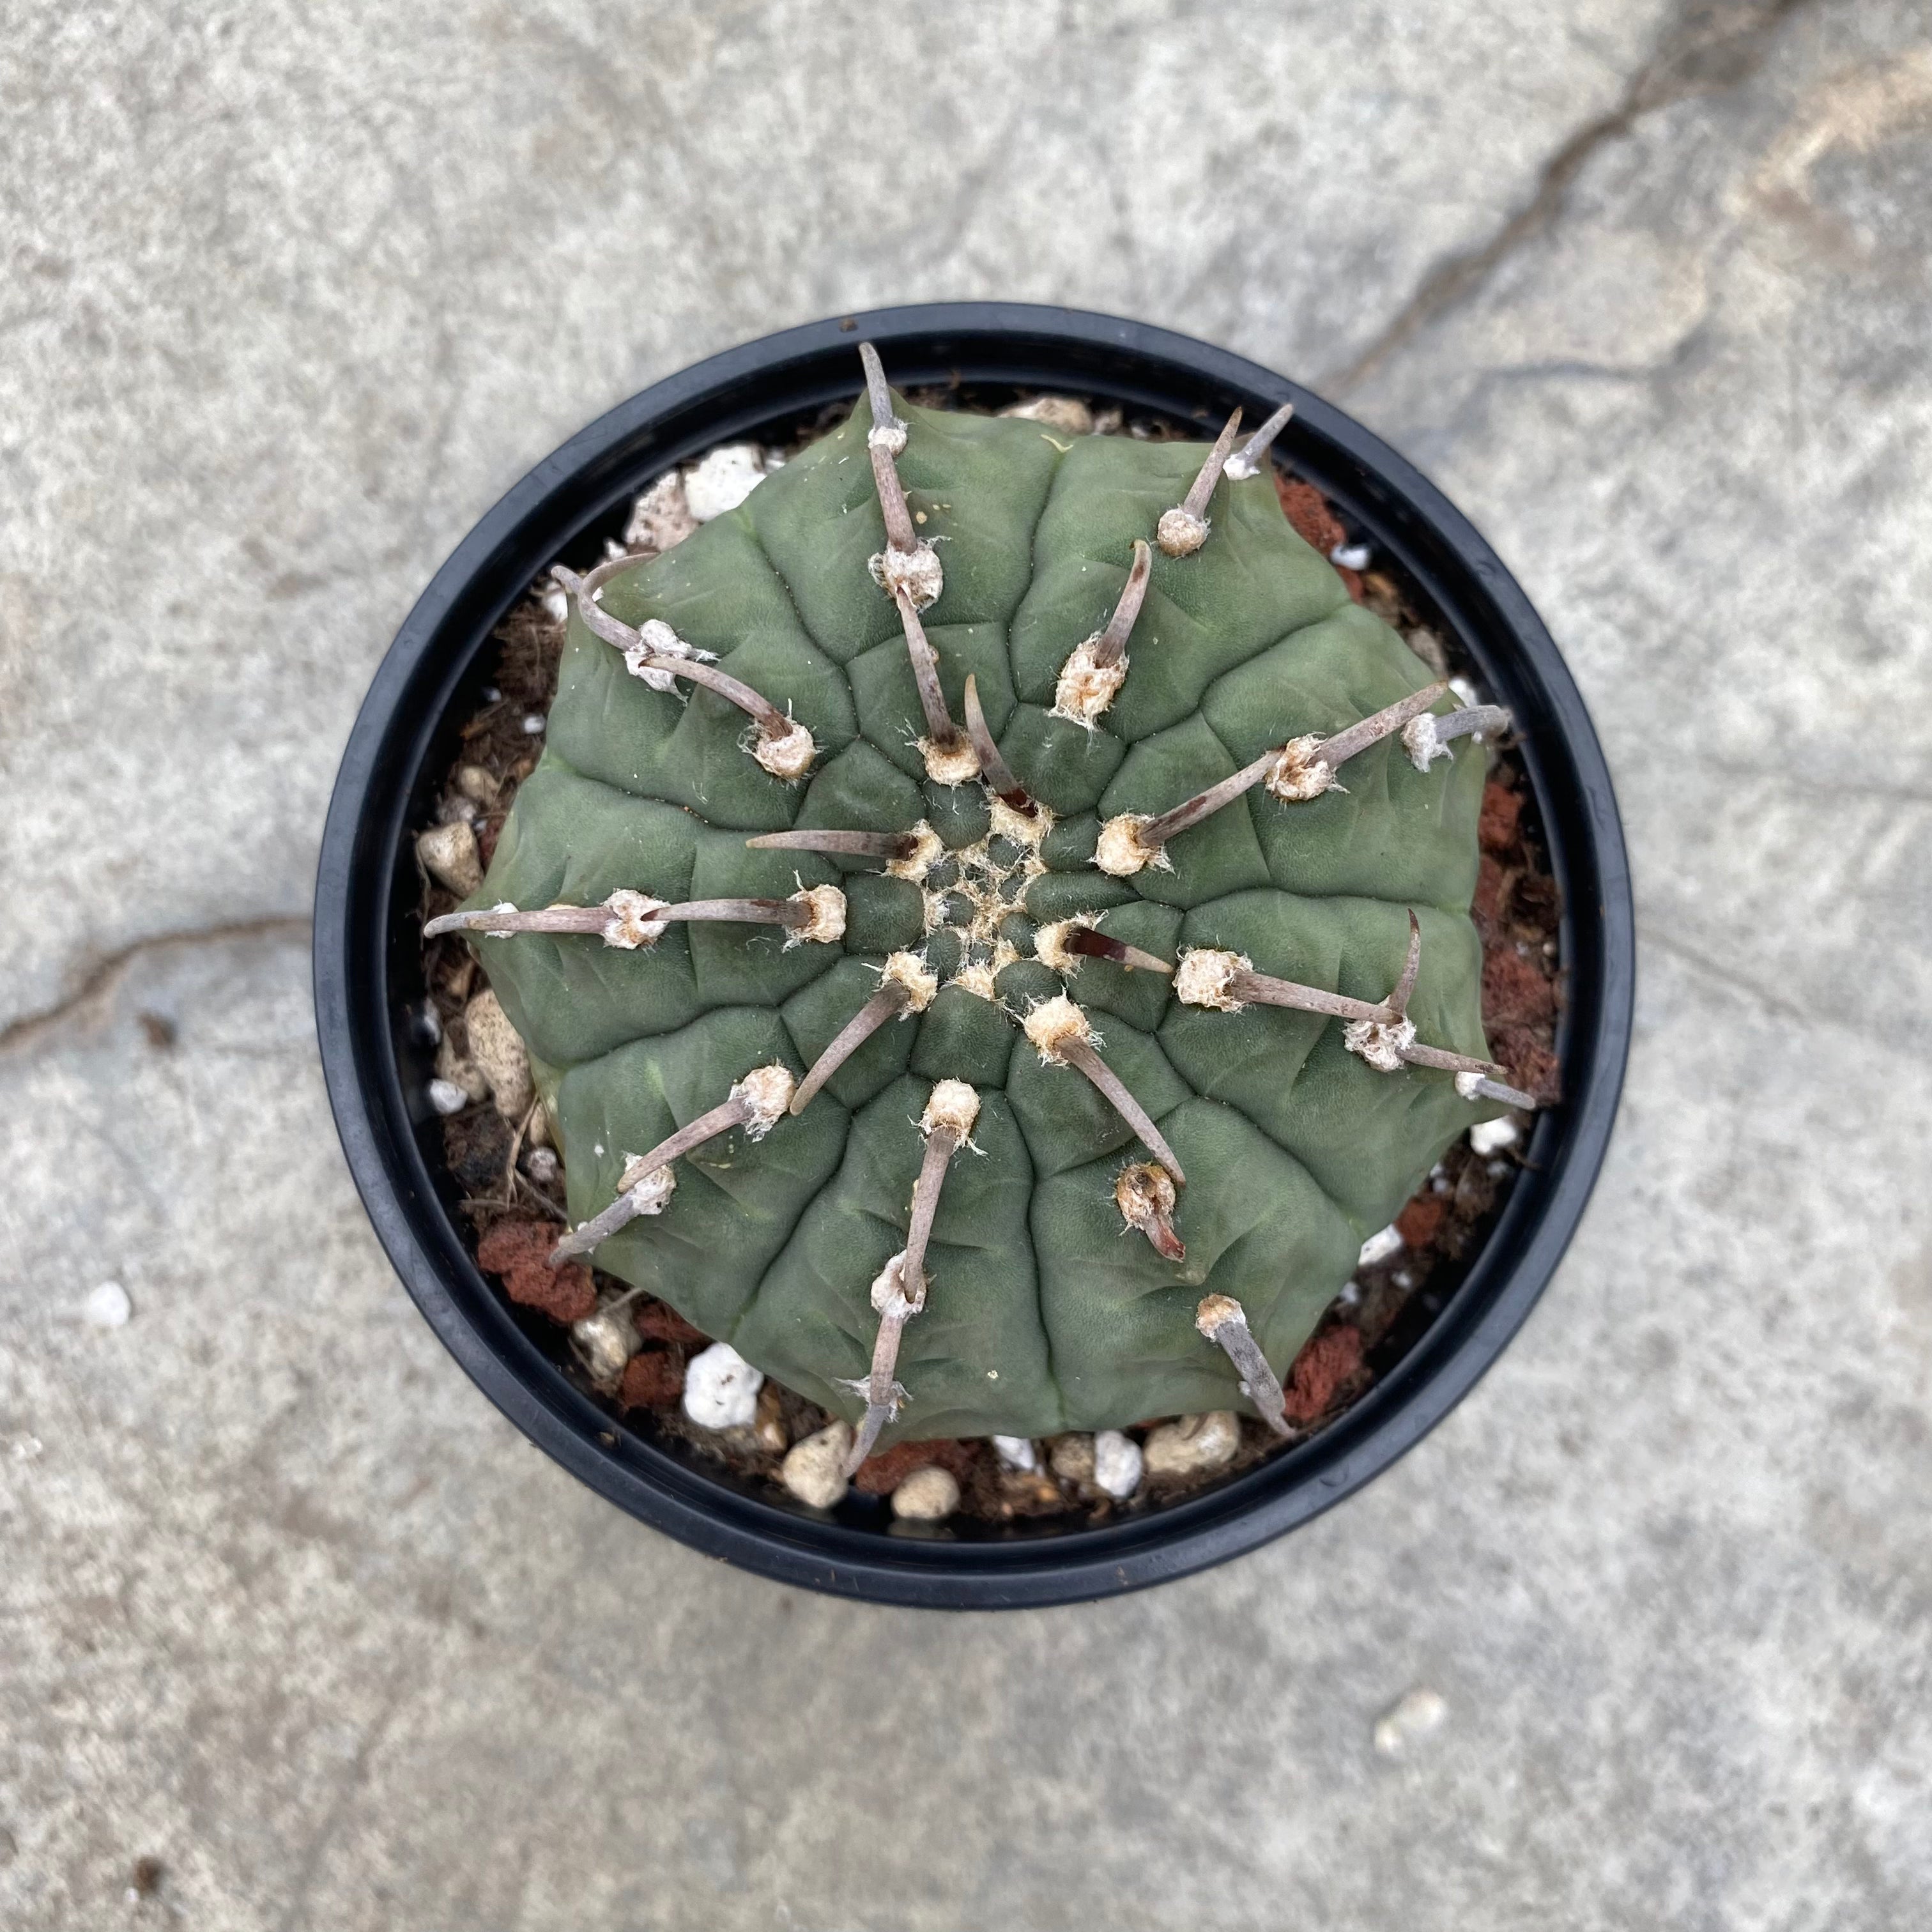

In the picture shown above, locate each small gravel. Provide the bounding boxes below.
[780,1422,853,1510]
[891,1466,961,1521]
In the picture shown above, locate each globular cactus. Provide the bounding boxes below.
[431,346,1534,1460]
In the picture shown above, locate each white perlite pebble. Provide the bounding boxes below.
[1092,1429,1143,1499]
[82,1282,132,1329]
[427,1077,469,1116]
[1469,1117,1520,1156]
[891,1466,962,1521]
[680,1342,763,1430]
[992,1434,1038,1473]
[1330,542,1372,571]
[1358,1224,1404,1269]
[1374,1687,1448,1759]
[1142,1410,1239,1478]
[781,1422,854,1510]
[683,444,768,521]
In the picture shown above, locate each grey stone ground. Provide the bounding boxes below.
[3,1,1929,1925]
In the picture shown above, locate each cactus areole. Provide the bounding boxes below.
[442,346,1528,1449]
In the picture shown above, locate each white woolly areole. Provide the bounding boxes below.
[870,1252,912,1319]
[1050,639,1128,727]
[1116,1162,1177,1227]
[950,959,999,1001]
[681,1341,763,1430]
[754,719,816,780]
[1402,712,1449,772]
[1156,507,1208,557]
[1454,1070,1485,1100]
[1174,947,1248,1011]
[731,1063,797,1132]
[479,899,519,937]
[869,541,944,610]
[1343,1016,1416,1073]
[1194,1291,1245,1338]
[621,617,712,693]
[1023,993,1094,1062]
[921,1079,981,1138]
[989,795,1052,847]
[866,418,908,457]
[1094,814,1160,878]
[787,884,847,947]
[886,821,945,882]
[1092,1429,1144,1499]
[602,889,669,949]
[614,1159,677,1212]
[683,443,767,522]
[1032,918,1090,975]
[920,733,981,786]
[881,951,940,1013]
[1266,736,1338,802]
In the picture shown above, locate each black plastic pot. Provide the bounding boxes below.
[315,303,1633,1609]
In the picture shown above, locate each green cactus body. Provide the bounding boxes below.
[459,386,1502,1442]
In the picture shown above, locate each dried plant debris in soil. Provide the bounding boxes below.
[417,398,1561,1528]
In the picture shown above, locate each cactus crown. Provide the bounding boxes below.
[440,350,1528,1452]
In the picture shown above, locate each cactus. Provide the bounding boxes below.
[433,347,1535,1453]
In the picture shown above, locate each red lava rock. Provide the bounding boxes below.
[1493,1027,1563,1104]
[1273,477,1366,604]
[1396,1193,1447,1248]
[475,1218,595,1324]
[619,1348,686,1410]
[852,1438,979,1496]
[1283,1325,1365,1426]
[1479,779,1522,855]
[635,1300,708,1346]
[1275,476,1346,555]
[1482,946,1557,1027]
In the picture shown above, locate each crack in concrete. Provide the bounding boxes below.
[1326,0,1821,394]
[0,915,312,1057]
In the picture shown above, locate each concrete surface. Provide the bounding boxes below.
[3,1,1929,1926]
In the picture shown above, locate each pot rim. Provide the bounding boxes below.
[314,303,1634,1609]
